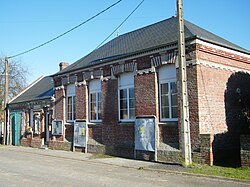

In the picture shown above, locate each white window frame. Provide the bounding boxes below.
[158,64,178,122]
[118,73,135,122]
[33,113,40,134]
[66,84,76,122]
[159,80,178,122]
[89,79,102,123]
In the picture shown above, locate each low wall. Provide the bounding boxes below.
[241,135,250,167]
[200,134,213,166]
[31,138,43,148]
[21,138,32,147]
[48,140,71,151]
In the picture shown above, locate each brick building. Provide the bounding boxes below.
[7,76,54,147]
[52,17,250,166]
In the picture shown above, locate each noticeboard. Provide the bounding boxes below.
[135,116,156,152]
[52,120,63,135]
[74,120,88,148]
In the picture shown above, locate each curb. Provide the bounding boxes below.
[142,167,250,185]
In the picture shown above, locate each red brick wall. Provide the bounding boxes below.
[136,56,151,70]
[48,140,71,151]
[195,46,250,166]
[134,71,160,160]
[186,66,200,150]
[196,44,250,70]
[54,88,66,142]
[65,124,73,143]
[55,89,65,120]
[135,72,158,116]
[31,138,43,148]
[88,125,102,143]
[200,134,214,165]
[196,45,250,137]
[21,138,31,147]
[196,65,230,135]
[101,79,118,145]
[52,45,250,165]
[159,125,179,144]
[75,85,88,120]
[116,125,134,146]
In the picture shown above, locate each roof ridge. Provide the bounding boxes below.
[8,76,44,104]
[53,16,250,77]
[183,20,250,54]
[115,16,177,39]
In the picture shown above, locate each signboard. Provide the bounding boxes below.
[52,120,63,135]
[135,116,156,152]
[74,120,88,148]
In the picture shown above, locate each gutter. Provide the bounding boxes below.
[52,41,180,78]
[195,36,250,55]
[52,35,250,78]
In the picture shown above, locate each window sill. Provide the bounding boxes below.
[158,121,178,126]
[66,120,75,123]
[118,121,134,126]
[88,122,102,126]
[65,122,74,125]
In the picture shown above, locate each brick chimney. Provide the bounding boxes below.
[59,62,69,71]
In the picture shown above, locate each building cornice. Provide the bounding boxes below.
[196,39,250,59]
[189,59,250,74]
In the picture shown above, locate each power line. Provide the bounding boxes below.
[95,0,145,49]
[8,0,122,59]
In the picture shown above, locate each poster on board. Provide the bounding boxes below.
[74,120,88,148]
[52,120,63,135]
[135,116,156,152]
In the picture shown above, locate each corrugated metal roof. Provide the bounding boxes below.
[55,16,250,76]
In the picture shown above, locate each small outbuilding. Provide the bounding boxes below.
[7,76,54,148]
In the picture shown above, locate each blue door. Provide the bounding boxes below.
[11,112,21,146]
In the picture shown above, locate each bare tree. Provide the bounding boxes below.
[0,57,29,121]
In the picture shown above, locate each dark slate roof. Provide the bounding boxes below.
[9,76,54,104]
[55,16,250,76]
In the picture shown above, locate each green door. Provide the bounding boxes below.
[11,112,21,146]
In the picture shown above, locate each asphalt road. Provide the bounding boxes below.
[0,146,249,187]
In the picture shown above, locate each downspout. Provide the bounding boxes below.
[6,106,9,145]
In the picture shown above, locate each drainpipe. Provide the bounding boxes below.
[43,105,50,146]
[5,106,9,145]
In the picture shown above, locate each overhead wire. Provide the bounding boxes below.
[7,0,122,59]
[95,0,145,50]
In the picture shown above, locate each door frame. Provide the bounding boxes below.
[11,112,21,146]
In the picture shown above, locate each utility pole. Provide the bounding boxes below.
[3,57,8,145]
[176,0,192,166]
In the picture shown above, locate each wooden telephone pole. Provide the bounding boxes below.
[176,0,192,166]
[3,57,8,145]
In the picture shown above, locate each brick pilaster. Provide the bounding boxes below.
[101,79,118,145]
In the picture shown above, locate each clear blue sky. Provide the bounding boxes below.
[1,0,250,84]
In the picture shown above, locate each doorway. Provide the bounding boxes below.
[11,112,21,146]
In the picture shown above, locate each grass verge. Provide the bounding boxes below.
[188,164,250,180]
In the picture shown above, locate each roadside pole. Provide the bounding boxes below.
[176,0,192,166]
[3,57,9,145]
